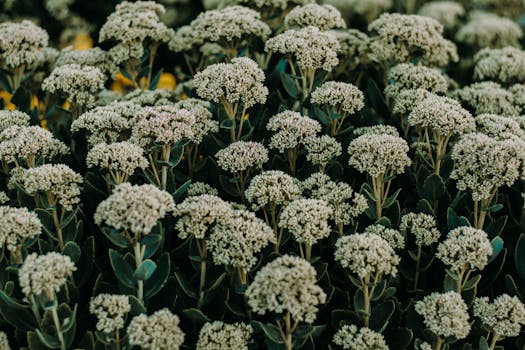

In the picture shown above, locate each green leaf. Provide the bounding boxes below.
[35,329,61,349]
[383,188,401,209]
[385,328,413,350]
[479,336,490,350]
[515,234,525,279]
[422,173,445,202]
[505,274,522,298]
[485,204,503,213]
[0,290,38,331]
[128,295,146,315]
[62,241,81,263]
[173,268,198,299]
[252,321,284,344]
[220,119,235,130]
[280,72,299,99]
[109,249,136,288]
[488,236,504,264]
[102,228,130,248]
[172,180,191,202]
[149,68,164,90]
[134,259,157,281]
[183,308,210,329]
[369,300,395,332]
[144,253,170,299]
[367,78,389,116]
[76,236,95,287]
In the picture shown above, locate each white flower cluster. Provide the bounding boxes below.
[19,252,76,298]
[0,126,69,166]
[417,1,465,29]
[384,64,448,99]
[245,170,302,211]
[415,292,471,339]
[196,321,253,350]
[473,294,525,339]
[44,0,74,20]
[99,1,173,44]
[209,208,275,271]
[340,0,392,21]
[123,89,176,107]
[0,110,30,133]
[335,233,400,279]
[450,133,525,201]
[408,94,475,136]
[453,81,520,116]
[89,294,130,334]
[56,47,115,76]
[348,133,411,178]
[265,26,340,71]
[187,182,219,197]
[42,64,105,107]
[285,4,346,31]
[130,106,195,148]
[0,20,48,68]
[0,206,41,254]
[333,325,389,350]
[267,110,321,152]
[0,331,10,350]
[194,57,268,109]
[234,0,314,10]
[456,12,523,49]
[174,194,233,240]
[127,309,185,350]
[363,224,404,249]
[22,164,82,211]
[436,227,493,271]
[399,213,440,246]
[311,81,364,115]
[94,183,175,237]
[392,89,432,116]
[304,135,342,168]
[353,125,399,137]
[474,47,525,84]
[174,98,218,144]
[0,191,8,204]
[71,102,137,146]
[279,198,332,245]
[332,29,370,62]
[216,141,268,173]
[475,114,525,140]
[246,255,326,323]
[301,172,368,227]
[368,14,458,66]
[86,142,148,177]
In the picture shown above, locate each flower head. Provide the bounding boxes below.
[436,227,493,271]
[399,213,440,246]
[86,142,148,178]
[174,98,218,144]
[245,170,302,211]
[197,321,253,350]
[417,1,464,29]
[19,252,76,298]
[333,325,388,350]
[304,135,342,169]
[474,47,525,85]
[56,46,114,76]
[384,64,448,99]
[0,206,41,254]
[311,81,364,115]
[0,110,30,133]
[0,331,10,350]
[127,309,185,350]
[456,12,522,49]
[453,82,520,116]
[187,182,219,197]
[475,114,525,139]
[246,255,326,323]
[285,4,346,30]
[216,141,268,174]
[364,224,404,249]
[279,198,332,245]
[0,20,48,69]
[267,110,321,152]
[474,294,525,339]
[415,292,470,339]
[89,294,131,334]
[94,182,175,237]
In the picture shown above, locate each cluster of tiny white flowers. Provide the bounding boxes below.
[311,81,364,115]
[21,164,82,211]
[340,0,392,21]
[353,125,399,137]
[279,198,332,245]
[0,110,30,133]
[368,14,458,67]
[89,294,130,334]
[99,1,173,45]
[304,135,342,168]
[71,102,136,146]
[0,126,69,166]
[216,141,268,174]
[384,64,448,99]
[333,325,389,350]
[127,309,185,350]
[0,206,42,253]
[450,133,525,201]
[265,26,340,71]
[246,255,326,323]
[209,208,275,271]
[473,294,525,339]
[267,110,321,152]
[408,94,475,136]
[301,172,368,227]
[415,292,471,339]
[474,47,525,84]
[0,331,10,350]
[130,107,195,148]
[436,227,493,271]
[417,1,465,29]
[86,142,148,177]
[196,321,253,350]
[42,64,105,107]
[94,182,175,237]
[56,47,115,76]
[174,98,218,144]
[453,81,521,116]
[285,4,346,31]
[456,12,523,49]
[332,29,370,63]
[123,89,176,107]
[0,191,8,204]
[399,213,440,246]
[348,133,411,178]
[234,0,314,10]
[245,170,302,211]
[335,233,400,279]
[187,182,219,197]
[194,57,268,109]
[18,252,76,298]
[392,89,432,116]
[173,194,233,240]
[363,224,405,249]
[475,114,525,140]
[0,20,48,68]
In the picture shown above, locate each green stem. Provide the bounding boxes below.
[413,244,422,291]
[133,242,144,302]
[489,332,499,350]
[362,274,371,327]
[51,304,66,350]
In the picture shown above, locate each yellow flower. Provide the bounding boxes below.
[157,73,176,90]
[72,33,93,51]
[0,90,15,110]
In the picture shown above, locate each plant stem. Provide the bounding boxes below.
[160,145,171,191]
[115,330,121,350]
[284,311,293,350]
[197,239,207,309]
[413,244,422,291]
[489,332,499,350]
[51,304,66,350]
[146,42,159,89]
[304,243,312,261]
[362,274,371,327]
[47,194,64,250]
[133,242,144,302]
[435,336,443,350]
